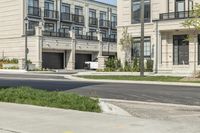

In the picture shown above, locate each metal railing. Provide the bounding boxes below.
[89,17,98,27]
[44,9,59,19]
[102,35,117,42]
[75,34,98,41]
[42,31,70,38]
[99,20,110,28]
[159,11,193,20]
[28,6,41,17]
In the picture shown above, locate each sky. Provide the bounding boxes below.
[95,0,117,5]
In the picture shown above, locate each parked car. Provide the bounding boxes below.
[84,58,98,70]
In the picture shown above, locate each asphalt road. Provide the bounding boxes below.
[0,74,200,106]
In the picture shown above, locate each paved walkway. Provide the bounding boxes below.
[0,102,199,133]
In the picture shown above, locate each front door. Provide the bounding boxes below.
[173,35,189,65]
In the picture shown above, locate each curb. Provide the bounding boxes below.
[99,100,132,117]
[70,76,200,87]
[100,98,200,109]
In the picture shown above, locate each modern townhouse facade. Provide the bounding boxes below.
[118,0,200,75]
[0,0,117,70]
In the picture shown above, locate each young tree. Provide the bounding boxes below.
[182,3,200,76]
[119,27,133,64]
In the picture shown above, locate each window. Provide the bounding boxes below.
[132,0,151,24]
[100,11,107,20]
[60,24,70,33]
[89,9,96,18]
[189,0,194,10]
[75,27,83,35]
[173,35,189,65]
[45,23,54,32]
[61,3,70,13]
[28,21,39,30]
[28,0,39,7]
[132,37,151,58]
[75,6,83,15]
[88,29,97,36]
[101,29,108,38]
[45,0,54,10]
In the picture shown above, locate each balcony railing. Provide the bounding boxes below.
[72,14,85,25]
[102,35,117,42]
[159,11,193,20]
[89,17,98,27]
[75,34,98,41]
[111,21,117,29]
[99,20,110,28]
[61,13,72,22]
[44,9,59,20]
[42,31,70,38]
[28,6,41,17]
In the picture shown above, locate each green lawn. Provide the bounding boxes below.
[0,87,101,113]
[78,75,184,82]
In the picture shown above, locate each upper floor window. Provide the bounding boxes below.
[28,0,39,7]
[45,23,54,32]
[61,3,70,13]
[112,14,117,22]
[132,0,151,24]
[175,0,185,12]
[189,0,194,10]
[75,6,83,15]
[89,9,96,18]
[100,11,107,20]
[45,0,54,10]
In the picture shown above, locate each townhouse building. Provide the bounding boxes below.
[0,0,117,70]
[118,0,200,75]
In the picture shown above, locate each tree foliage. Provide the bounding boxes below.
[119,27,133,50]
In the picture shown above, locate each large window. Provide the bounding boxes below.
[132,37,151,58]
[61,3,70,13]
[28,0,39,7]
[89,9,96,18]
[75,6,83,15]
[173,35,189,65]
[45,0,54,10]
[100,11,107,20]
[132,0,151,24]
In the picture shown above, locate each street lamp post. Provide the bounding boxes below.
[24,17,28,71]
[140,0,145,77]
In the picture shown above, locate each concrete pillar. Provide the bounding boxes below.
[35,26,43,69]
[97,31,103,57]
[66,30,76,70]
[98,56,108,70]
[85,2,89,33]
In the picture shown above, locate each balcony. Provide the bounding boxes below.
[44,9,59,20]
[61,13,72,22]
[28,6,41,17]
[102,35,117,42]
[72,14,85,25]
[111,21,117,30]
[89,17,98,27]
[99,20,110,28]
[42,31,70,38]
[75,34,98,41]
[159,11,192,20]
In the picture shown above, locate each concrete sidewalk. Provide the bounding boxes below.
[0,102,199,133]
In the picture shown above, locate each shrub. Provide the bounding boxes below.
[0,58,19,69]
[146,59,154,72]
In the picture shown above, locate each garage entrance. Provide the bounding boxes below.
[75,54,92,69]
[42,52,64,69]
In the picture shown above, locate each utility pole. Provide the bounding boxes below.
[140,0,145,77]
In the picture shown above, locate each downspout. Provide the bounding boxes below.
[155,20,159,74]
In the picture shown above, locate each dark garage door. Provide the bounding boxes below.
[42,52,64,69]
[75,54,92,69]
